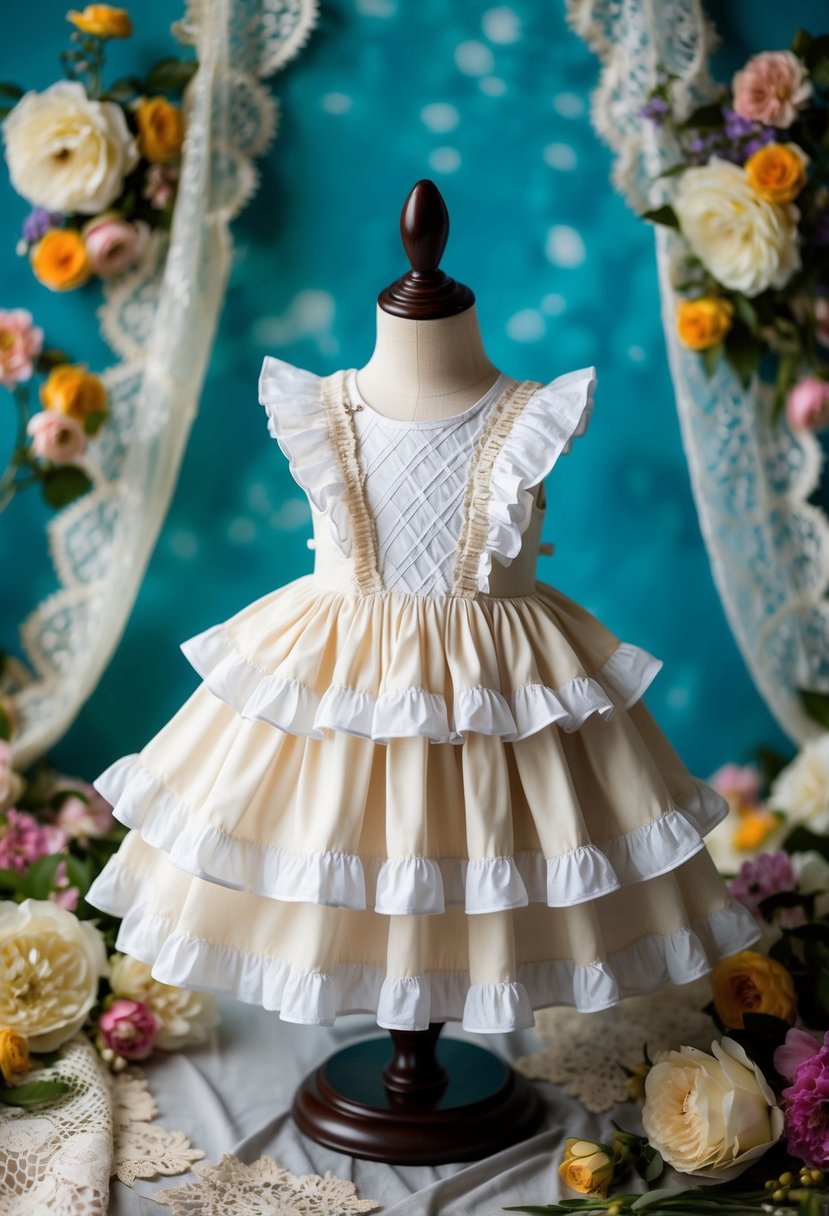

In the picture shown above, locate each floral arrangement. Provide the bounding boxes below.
[640,30,829,428]
[509,691,829,1215]
[0,308,108,514]
[1,5,192,292]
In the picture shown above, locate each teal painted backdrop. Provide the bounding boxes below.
[0,1,807,779]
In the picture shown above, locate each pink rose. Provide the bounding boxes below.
[708,762,763,808]
[99,998,158,1061]
[0,808,66,872]
[0,308,44,389]
[142,163,179,210]
[27,411,87,463]
[732,51,812,129]
[787,375,829,431]
[56,790,114,840]
[49,861,79,912]
[82,214,150,279]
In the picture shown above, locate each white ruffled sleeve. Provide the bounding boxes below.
[258,356,351,554]
[480,366,596,585]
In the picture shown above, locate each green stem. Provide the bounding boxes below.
[0,386,33,515]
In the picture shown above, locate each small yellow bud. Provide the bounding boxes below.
[779,1172,793,1185]
[772,1188,789,1202]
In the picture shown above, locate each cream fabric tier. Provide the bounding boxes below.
[87,356,760,1033]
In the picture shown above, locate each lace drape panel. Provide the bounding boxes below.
[566,0,829,744]
[11,0,317,768]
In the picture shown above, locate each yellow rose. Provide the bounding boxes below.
[67,5,132,37]
[711,950,797,1030]
[0,1027,29,1083]
[31,230,91,292]
[676,297,734,351]
[558,1139,614,1196]
[136,97,184,164]
[41,364,108,423]
[745,143,809,205]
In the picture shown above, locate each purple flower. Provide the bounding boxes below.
[0,809,66,873]
[638,96,669,126]
[721,107,777,163]
[728,850,796,915]
[774,1028,829,1168]
[21,209,61,244]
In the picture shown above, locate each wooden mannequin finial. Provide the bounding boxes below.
[378,180,475,320]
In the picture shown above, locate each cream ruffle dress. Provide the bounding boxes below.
[86,357,759,1033]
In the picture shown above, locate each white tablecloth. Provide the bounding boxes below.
[111,997,637,1214]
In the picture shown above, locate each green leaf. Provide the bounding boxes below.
[640,205,679,230]
[63,853,92,896]
[37,348,72,372]
[731,295,760,336]
[799,687,829,730]
[755,744,791,785]
[0,868,23,892]
[644,1151,664,1183]
[678,102,725,131]
[0,1079,71,1107]
[0,702,11,742]
[21,854,64,900]
[0,82,24,101]
[0,105,15,121]
[724,328,762,389]
[83,410,107,437]
[144,57,198,94]
[700,343,723,379]
[41,466,92,509]
[792,28,813,57]
[104,76,142,102]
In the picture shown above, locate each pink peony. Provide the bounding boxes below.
[0,809,66,873]
[709,762,763,808]
[27,411,87,463]
[0,309,44,389]
[774,1028,829,1167]
[732,51,812,129]
[99,998,158,1061]
[142,163,179,210]
[728,850,797,915]
[56,790,114,840]
[786,375,829,431]
[82,214,150,279]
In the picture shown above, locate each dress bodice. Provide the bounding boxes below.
[259,356,597,599]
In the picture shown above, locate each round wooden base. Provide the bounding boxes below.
[292,1033,545,1164]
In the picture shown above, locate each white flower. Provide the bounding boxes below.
[0,900,108,1051]
[109,954,218,1050]
[771,736,829,832]
[673,158,801,297]
[3,81,139,215]
[642,1037,783,1180]
[790,849,829,917]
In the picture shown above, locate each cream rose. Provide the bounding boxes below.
[3,81,139,215]
[673,158,801,297]
[109,954,218,1049]
[0,900,108,1051]
[642,1038,783,1179]
[771,735,829,832]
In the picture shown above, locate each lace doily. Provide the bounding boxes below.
[567,0,829,746]
[155,1155,379,1216]
[0,1037,204,1214]
[11,0,318,768]
[514,981,716,1112]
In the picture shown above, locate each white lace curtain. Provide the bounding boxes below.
[567,0,829,745]
[10,0,317,768]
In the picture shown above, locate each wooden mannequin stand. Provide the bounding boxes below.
[291,182,545,1163]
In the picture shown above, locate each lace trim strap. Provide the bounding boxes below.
[452,380,543,597]
[320,371,384,594]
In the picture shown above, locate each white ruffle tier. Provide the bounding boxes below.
[95,748,728,916]
[258,357,596,596]
[87,848,761,1031]
[179,576,662,745]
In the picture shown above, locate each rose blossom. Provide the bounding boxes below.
[728,851,797,915]
[0,809,66,873]
[774,1028,829,1167]
[0,309,43,390]
[732,51,812,129]
[99,998,158,1061]
[709,762,763,808]
[49,860,79,912]
[27,411,87,464]
[109,954,218,1049]
[787,375,829,431]
[56,789,114,840]
[82,213,150,279]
